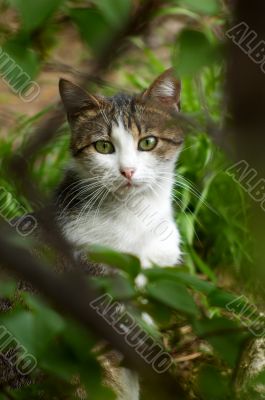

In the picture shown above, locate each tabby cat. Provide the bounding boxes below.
[57,68,183,400]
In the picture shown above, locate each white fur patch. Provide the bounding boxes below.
[111,118,137,171]
[155,79,175,97]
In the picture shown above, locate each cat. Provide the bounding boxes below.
[56,68,183,400]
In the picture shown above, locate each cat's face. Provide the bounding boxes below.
[59,69,183,195]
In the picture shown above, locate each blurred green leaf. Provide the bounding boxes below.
[2,39,39,81]
[178,0,220,15]
[63,322,95,360]
[193,317,248,367]
[190,247,217,282]
[40,343,78,380]
[157,6,199,20]
[173,30,220,76]
[93,0,132,27]
[197,365,231,400]
[0,311,37,356]
[92,275,136,299]
[25,295,65,357]
[178,213,195,245]
[10,0,64,32]
[147,279,199,316]
[70,8,112,54]
[88,245,141,279]
[81,367,116,400]
[141,300,173,328]
[143,267,215,295]
[207,289,238,309]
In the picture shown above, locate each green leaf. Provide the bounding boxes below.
[173,30,220,76]
[81,367,116,400]
[207,289,238,309]
[189,247,217,282]
[147,279,199,316]
[141,300,173,328]
[197,365,230,400]
[70,8,113,54]
[143,267,215,295]
[63,321,95,360]
[2,39,39,82]
[0,296,66,362]
[10,0,64,32]
[92,275,136,300]
[88,245,141,278]
[94,0,132,27]
[156,6,199,20]
[193,317,248,367]
[178,213,195,245]
[25,295,65,357]
[0,311,37,356]
[178,0,220,15]
[40,343,78,380]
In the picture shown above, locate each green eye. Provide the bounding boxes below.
[94,140,115,154]
[138,136,158,151]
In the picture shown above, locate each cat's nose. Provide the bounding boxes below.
[120,168,135,180]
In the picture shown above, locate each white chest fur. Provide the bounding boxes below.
[61,188,181,268]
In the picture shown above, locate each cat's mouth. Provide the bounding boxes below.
[116,179,143,191]
[121,181,139,189]
[109,178,145,193]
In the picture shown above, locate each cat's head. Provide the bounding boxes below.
[59,69,183,195]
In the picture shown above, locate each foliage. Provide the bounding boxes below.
[0,1,256,399]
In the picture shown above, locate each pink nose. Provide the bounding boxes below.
[120,168,135,180]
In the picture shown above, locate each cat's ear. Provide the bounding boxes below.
[141,68,181,111]
[59,79,105,118]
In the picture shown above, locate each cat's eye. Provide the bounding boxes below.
[94,140,115,154]
[138,136,158,151]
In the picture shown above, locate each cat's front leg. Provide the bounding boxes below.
[136,230,181,288]
[140,225,182,269]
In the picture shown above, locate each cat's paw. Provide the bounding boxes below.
[140,241,181,269]
[140,226,181,268]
